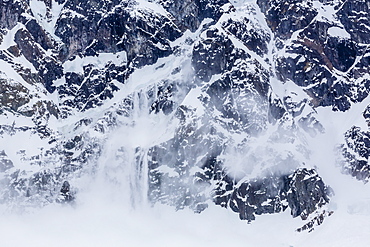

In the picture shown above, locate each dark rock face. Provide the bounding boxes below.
[0,79,31,113]
[215,167,331,222]
[341,125,370,182]
[228,168,330,221]
[14,28,63,93]
[0,151,13,173]
[51,1,184,114]
[156,0,229,32]
[149,128,331,221]
[276,32,359,112]
[222,17,271,56]
[192,28,236,82]
[337,0,370,44]
[0,1,27,31]
[256,0,318,40]
[55,1,181,65]
[57,64,123,111]
[258,0,370,112]
[25,19,54,51]
[285,168,331,219]
[146,9,330,222]
[325,37,357,72]
[57,181,74,203]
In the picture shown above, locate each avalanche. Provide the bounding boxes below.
[1,0,370,246]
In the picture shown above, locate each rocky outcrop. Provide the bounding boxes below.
[0,150,13,173]
[256,0,318,40]
[56,181,75,203]
[214,167,330,222]
[257,0,370,112]
[156,0,229,32]
[341,125,370,182]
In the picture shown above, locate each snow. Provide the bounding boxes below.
[29,0,65,39]
[180,86,205,116]
[134,0,169,16]
[327,26,351,39]
[215,1,271,69]
[312,0,337,23]
[63,51,128,74]
[0,61,30,88]
[157,165,179,177]
[0,23,22,49]
[0,128,52,173]
[2,0,370,246]
[0,203,286,246]
[2,189,370,247]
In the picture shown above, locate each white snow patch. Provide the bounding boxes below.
[157,165,179,177]
[0,23,23,49]
[327,26,351,39]
[312,1,337,23]
[29,0,65,38]
[63,51,127,74]
[135,0,169,16]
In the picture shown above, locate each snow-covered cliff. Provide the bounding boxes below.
[1,0,370,243]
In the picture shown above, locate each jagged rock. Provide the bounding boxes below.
[337,0,370,44]
[296,210,334,232]
[221,16,271,56]
[192,28,236,82]
[25,19,54,51]
[57,63,123,111]
[0,79,31,113]
[156,0,229,32]
[0,150,13,172]
[325,37,357,72]
[56,181,75,203]
[227,175,286,221]
[150,80,183,115]
[285,168,331,220]
[214,168,331,222]
[14,28,63,93]
[256,0,318,40]
[0,0,27,31]
[342,125,370,182]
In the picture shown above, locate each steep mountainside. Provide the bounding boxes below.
[1,0,370,233]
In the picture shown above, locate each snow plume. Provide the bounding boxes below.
[210,85,312,185]
[142,18,318,216]
[220,132,303,182]
[72,30,198,210]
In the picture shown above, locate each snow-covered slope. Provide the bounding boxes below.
[1,0,370,245]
